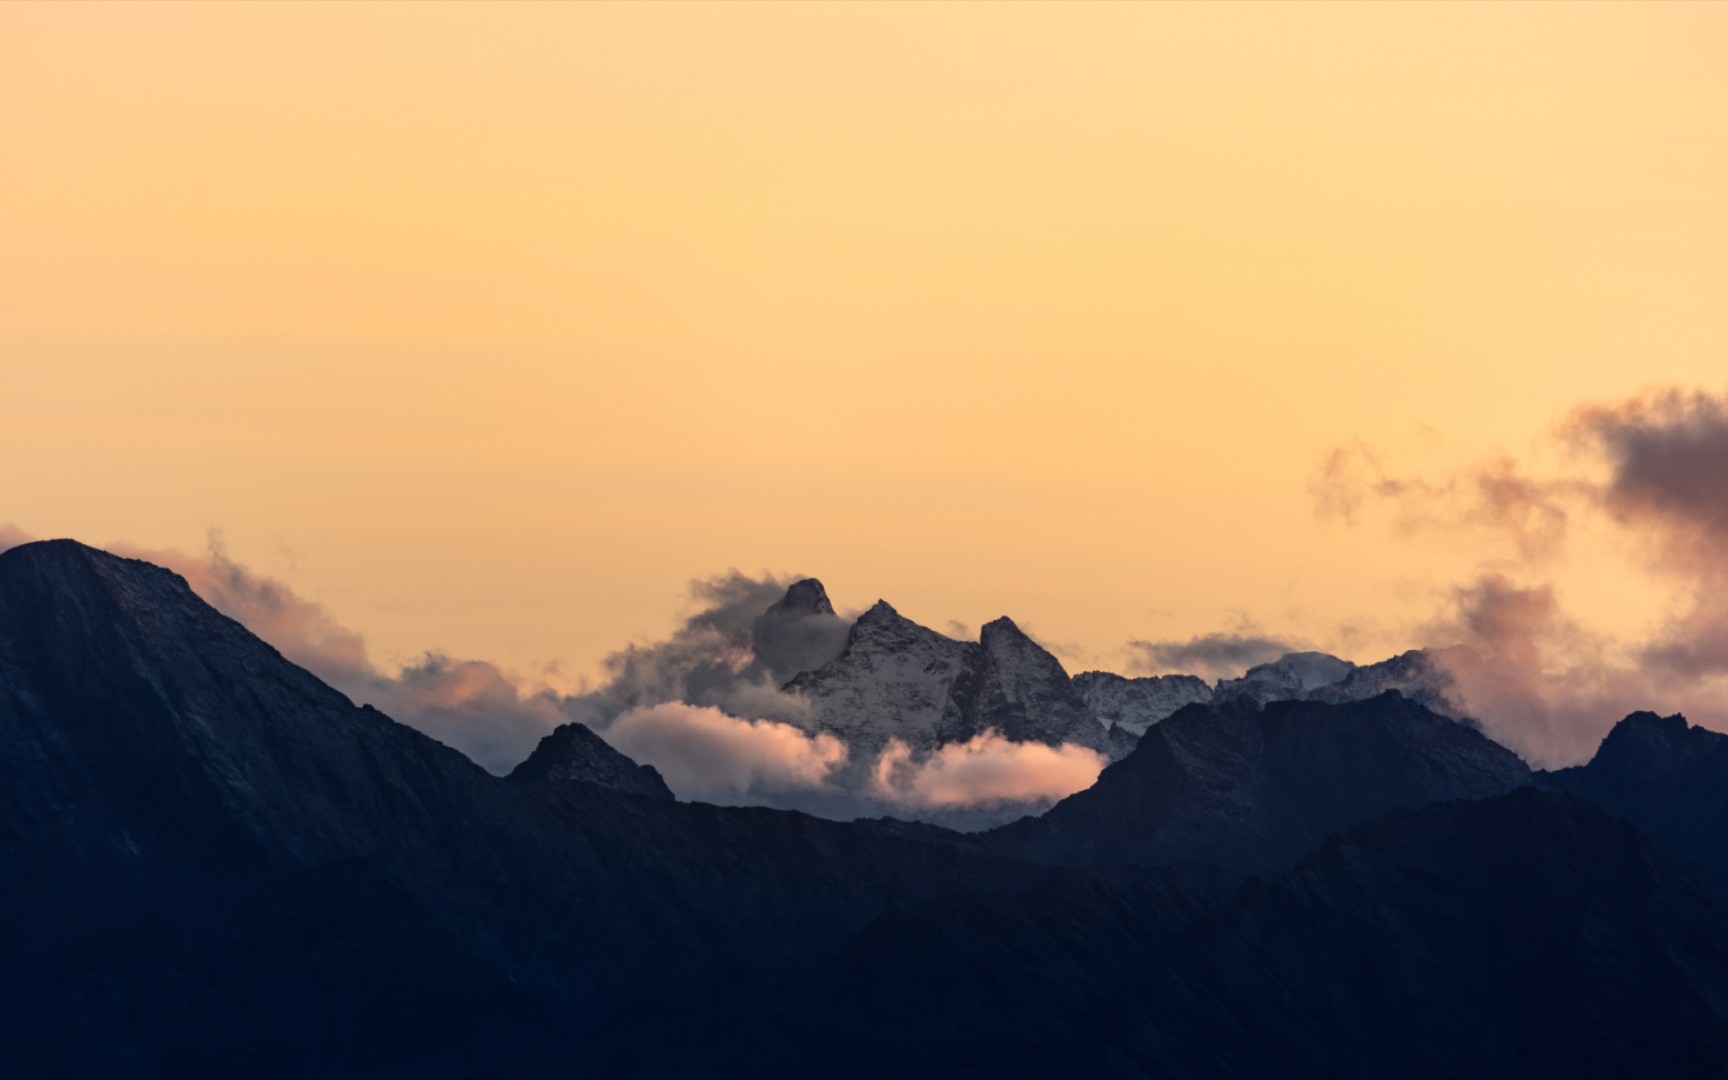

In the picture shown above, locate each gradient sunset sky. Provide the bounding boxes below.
[4,2,1726,690]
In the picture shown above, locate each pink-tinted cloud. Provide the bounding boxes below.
[1416,574,1647,767]
[871,732,1105,810]
[602,703,849,806]
[1317,387,1728,766]
[114,533,373,690]
[1312,443,1573,560]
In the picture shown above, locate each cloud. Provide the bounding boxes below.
[1319,387,1728,766]
[115,532,374,691]
[602,703,850,807]
[1128,631,1303,681]
[871,732,1105,810]
[0,524,32,554]
[1312,442,1573,560]
[562,570,850,732]
[1573,388,1728,560]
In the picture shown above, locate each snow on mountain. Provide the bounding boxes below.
[768,585,1484,767]
[1213,651,1358,704]
[784,600,979,753]
[1306,647,1472,719]
[960,617,1113,753]
[784,603,1112,757]
[1072,671,1215,736]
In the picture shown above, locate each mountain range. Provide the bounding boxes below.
[5,540,1728,1077]
[766,577,1474,772]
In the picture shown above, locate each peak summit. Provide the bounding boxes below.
[1599,711,1693,756]
[767,578,835,618]
[980,616,1029,640]
[508,723,673,800]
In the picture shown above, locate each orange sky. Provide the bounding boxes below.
[3,2,1726,684]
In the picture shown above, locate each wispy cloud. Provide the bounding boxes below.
[1127,630,1304,682]
[1319,386,1728,766]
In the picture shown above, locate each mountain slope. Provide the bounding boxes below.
[1072,670,1214,736]
[1120,790,1728,1078]
[0,541,1051,1078]
[595,791,1728,1079]
[985,692,1532,873]
[1543,711,1728,894]
[506,721,674,799]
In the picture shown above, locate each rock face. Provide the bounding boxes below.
[1072,670,1214,736]
[507,722,673,800]
[985,692,1533,874]
[1543,711,1728,894]
[784,600,980,752]
[952,617,1108,751]
[786,604,1112,755]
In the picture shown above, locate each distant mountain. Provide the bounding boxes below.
[770,587,1480,766]
[1213,650,1356,704]
[1072,670,1213,735]
[1544,711,1728,894]
[985,692,1532,874]
[507,721,674,799]
[598,790,1728,1078]
[785,601,1113,756]
[1307,645,1473,719]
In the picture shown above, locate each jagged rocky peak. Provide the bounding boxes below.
[979,614,1030,642]
[507,722,674,800]
[783,600,978,752]
[1600,710,1693,754]
[753,577,850,681]
[847,599,948,649]
[961,615,1111,752]
[978,616,1058,668]
[1072,671,1215,736]
[766,577,835,618]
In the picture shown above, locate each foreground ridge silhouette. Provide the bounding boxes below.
[5,540,1728,1078]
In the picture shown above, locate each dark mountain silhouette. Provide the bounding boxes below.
[507,720,674,799]
[596,791,1728,1078]
[0,541,1043,1077]
[1543,711,1728,894]
[984,692,1532,873]
[6,540,1728,1078]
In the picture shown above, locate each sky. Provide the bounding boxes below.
[4,3,1728,737]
